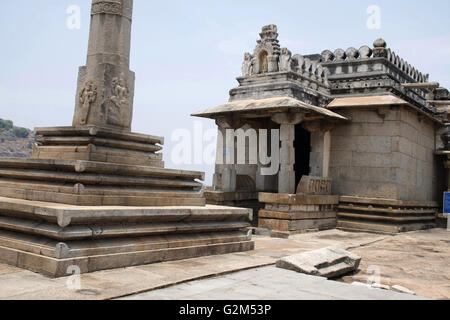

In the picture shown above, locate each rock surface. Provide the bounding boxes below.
[276,246,361,279]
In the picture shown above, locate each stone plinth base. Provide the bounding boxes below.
[258,193,339,238]
[205,190,263,227]
[32,126,164,167]
[0,197,253,277]
[437,214,449,229]
[0,158,205,206]
[337,196,438,234]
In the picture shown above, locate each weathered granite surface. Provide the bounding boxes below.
[0,0,254,277]
[276,246,361,279]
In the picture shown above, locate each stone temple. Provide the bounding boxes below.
[0,0,253,277]
[193,24,450,237]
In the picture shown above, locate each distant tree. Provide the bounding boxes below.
[0,119,13,130]
[13,127,30,138]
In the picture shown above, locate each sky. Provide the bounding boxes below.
[1,0,450,184]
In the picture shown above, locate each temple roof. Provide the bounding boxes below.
[192,96,348,121]
[328,94,407,108]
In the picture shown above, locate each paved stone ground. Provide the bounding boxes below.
[0,229,447,300]
[340,228,450,300]
[119,266,425,300]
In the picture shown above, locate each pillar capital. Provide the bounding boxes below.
[91,0,133,20]
[271,112,304,125]
[302,120,335,133]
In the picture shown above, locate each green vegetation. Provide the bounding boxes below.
[13,127,30,138]
[0,119,13,130]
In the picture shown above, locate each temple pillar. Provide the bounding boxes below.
[214,118,237,192]
[323,130,331,177]
[271,113,304,194]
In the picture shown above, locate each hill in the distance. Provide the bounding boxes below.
[0,119,34,158]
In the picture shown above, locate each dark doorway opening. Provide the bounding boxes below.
[294,125,311,188]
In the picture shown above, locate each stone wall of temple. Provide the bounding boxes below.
[322,106,440,202]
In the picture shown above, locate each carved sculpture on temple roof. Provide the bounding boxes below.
[279,48,292,72]
[242,52,254,77]
[373,38,387,58]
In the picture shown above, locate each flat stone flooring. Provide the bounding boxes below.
[0,229,448,300]
[120,266,425,300]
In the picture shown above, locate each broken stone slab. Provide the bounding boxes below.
[351,281,391,290]
[276,246,361,279]
[391,285,416,296]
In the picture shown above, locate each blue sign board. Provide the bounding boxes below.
[443,192,450,215]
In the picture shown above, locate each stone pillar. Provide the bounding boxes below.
[323,131,331,177]
[73,0,135,131]
[268,55,279,73]
[214,118,236,192]
[271,113,304,194]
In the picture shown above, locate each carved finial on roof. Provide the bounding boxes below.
[373,38,387,48]
[321,50,335,62]
[373,38,387,58]
[359,46,373,59]
[260,24,278,40]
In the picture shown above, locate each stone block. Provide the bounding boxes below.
[296,176,332,195]
[259,217,336,231]
[355,136,392,154]
[351,152,394,168]
[276,246,361,279]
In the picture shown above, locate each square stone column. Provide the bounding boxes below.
[323,130,331,178]
[272,113,304,194]
[214,119,237,192]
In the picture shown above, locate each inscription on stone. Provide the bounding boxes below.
[296,176,332,195]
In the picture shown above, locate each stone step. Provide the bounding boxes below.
[259,209,336,220]
[0,179,203,198]
[0,230,253,277]
[0,185,205,207]
[339,196,439,208]
[0,229,251,259]
[32,145,164,167]
[0,169,202,188]
[259,193,339,205]
[0,214,250,241]
[35,126,164,145]
[0,197,251,227]
[338,204,437,215]
[36,136,163,153]
[259,217,336,232]
[337,219,436,234]
[337,212,436,222]
[35,145,163,160]
[0,158,204,180]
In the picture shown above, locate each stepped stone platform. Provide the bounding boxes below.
[0,197,253,277]
[258,192,339,238]
[32,126,164,167]
[337,196,438,234]
[0,0,255,277]
[0,157,205,207]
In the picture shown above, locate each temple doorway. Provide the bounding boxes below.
[294,124,311,189]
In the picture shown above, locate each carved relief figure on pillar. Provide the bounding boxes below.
[78,80,97,125]
[108,74,130,126]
